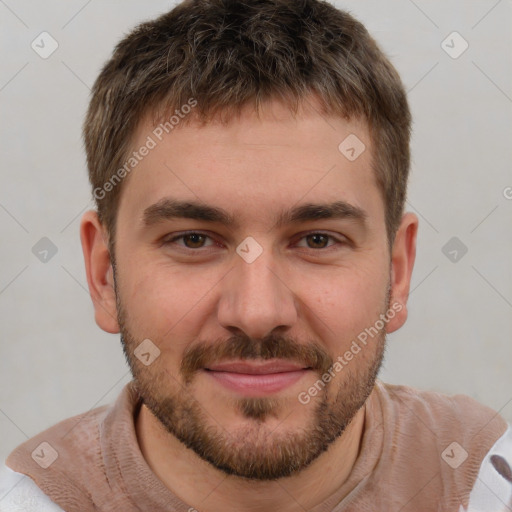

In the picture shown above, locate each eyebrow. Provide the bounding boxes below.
[142,198,368,230]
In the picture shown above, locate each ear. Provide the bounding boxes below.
[80,210,120,334]
[386,212,418,333]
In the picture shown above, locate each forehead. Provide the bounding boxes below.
[116,99,384,231]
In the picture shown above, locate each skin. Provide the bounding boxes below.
[80,97,418,511]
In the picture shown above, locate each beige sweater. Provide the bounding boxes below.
[3,380,511,511]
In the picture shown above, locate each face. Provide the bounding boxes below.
[93,98,409,480]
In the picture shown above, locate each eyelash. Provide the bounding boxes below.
[162,231,347,253]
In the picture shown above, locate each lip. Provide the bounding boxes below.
[204,360,311,396]
[206,360,307,374]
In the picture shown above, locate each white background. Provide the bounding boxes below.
[1,0,511,464]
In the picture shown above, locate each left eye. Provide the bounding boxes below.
[294,233,340,249]
[165,232,215,249]
[164,232,342,250]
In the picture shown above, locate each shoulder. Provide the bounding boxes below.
[3,383,139,511]
[0,465,64,511]
[376,381,508,468]
[376,380,507,437]
[371,381,509,510]
[4,402,113,510]
[6,400,111,471]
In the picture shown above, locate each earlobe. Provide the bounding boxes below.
[80,210,120,334]
[386,212,419,334]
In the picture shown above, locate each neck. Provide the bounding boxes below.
[136,403,366,512]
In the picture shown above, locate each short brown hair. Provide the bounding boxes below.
[83,0,411,253]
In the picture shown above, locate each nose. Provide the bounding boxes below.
[217,247,298,339]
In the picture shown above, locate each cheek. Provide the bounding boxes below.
[119,259,227,357]
[119,262,195,336]
[118,243,389,352]
[302,264,389,349]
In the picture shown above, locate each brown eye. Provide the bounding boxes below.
[163,232,215,250]
[306,234,330,249]
[182,233,207,248]
[294,232,347,252]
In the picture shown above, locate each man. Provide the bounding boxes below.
[1,0,511,510]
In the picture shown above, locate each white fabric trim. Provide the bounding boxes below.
[0,465,64,512]
[461,425,512,512]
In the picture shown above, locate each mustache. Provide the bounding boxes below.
[180,332,333,384]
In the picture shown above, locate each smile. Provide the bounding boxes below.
[203,360,311,396]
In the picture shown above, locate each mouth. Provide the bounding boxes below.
[203,360,312,396]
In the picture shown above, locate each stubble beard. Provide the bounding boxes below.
[115,278,388,480]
